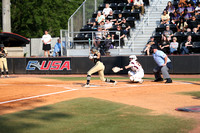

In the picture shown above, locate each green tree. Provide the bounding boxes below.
[1,0,83,38]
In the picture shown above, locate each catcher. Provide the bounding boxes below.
[125,55,144,83]
[84,47,117,87]
[0,44,9,78]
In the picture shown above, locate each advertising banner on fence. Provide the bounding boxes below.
[26,58,71,74]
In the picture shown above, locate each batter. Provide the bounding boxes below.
[84,47,117,87]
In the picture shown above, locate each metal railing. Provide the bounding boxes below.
[68,0,104,41]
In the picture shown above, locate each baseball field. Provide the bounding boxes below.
[0,74,200,133]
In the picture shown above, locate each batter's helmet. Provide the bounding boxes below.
[129,55,137,60]
[0,44,4,48]
[90,47,98,53]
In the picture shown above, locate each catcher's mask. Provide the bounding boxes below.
[129,55,137,60]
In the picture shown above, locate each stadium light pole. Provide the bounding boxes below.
[2,0,11,32]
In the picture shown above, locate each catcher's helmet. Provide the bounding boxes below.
[0,44,4,48]
[129,55,137,60]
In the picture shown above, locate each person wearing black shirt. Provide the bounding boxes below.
[115,14,123,26]
[120,18,131,36]
[187,16,200,31]
[106,11,116,24]
[181,35,193,54]
[112,26,125,48]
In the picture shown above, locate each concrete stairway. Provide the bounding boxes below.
[125,0,170,55]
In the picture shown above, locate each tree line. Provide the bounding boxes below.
[0,0,83,38]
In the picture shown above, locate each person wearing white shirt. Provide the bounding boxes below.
[195,3,200,15]
[104,19,113,30]
[42,30,52,57]
[103,4,112,17]
[170,37,179,54]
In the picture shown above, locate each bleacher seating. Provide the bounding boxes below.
[148,0,200,55]
[73,0,150,50]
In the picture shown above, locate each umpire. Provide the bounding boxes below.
[152,45,172,83]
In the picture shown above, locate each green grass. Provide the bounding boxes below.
[0,98,195,133]
[179,91,200,99]
[171,78,200,82]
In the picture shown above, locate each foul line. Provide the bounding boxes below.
[0,89,77,105]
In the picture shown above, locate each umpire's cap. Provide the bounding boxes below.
[0,44,4,48]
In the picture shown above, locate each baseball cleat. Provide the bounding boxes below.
[6,75,9,78]
[84,84,90,88]
[165,78,172,83]
[1,75,5,78]
[154,78,163,82]
[139,79,144,84]
[113,81,117,85]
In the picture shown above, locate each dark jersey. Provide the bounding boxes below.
[93,53,100,64]
[0,50,6,58]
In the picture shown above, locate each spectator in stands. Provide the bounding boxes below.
[95,11,105,25]
[182,9,192,20]
[103,3,112,17]
[93,27,103,47]
[187,15,200,30]
[115,14,123,26]
[180,35,193,54]
[176,17,188,32]
[104,19,113,31]
[91,22,98,30]
[159,39,170,54]
[112,26,125,48]
[162,25,174,41]
[195,3,200,15]
[186,3,195,15]
[106,10,116,24]
[169,37,179,54]
[142,36,156,56]
[161,10,170,24]
[103,33,113,52]
[128,0,134,3]
[120,18,131,37]
[99,21,105,30]
[132,0,145,15]
[178,0,187,7]
[42,30,52,57]
[185,28,193,35]
[185,0,195,6]
[177,2,185,15]
[165,1,175,19]
[193,27,199,34]
[171,11,180,24]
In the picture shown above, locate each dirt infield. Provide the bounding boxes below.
[0,74,200,132]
